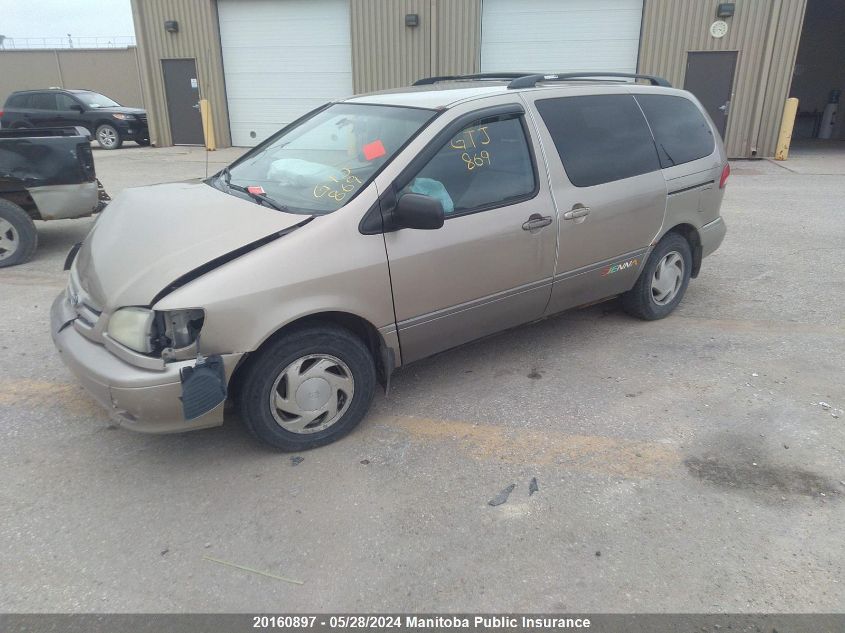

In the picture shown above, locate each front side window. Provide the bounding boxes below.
[74,91,121,109]
[56,94,80,111]
[220,103,436,214]
[535,94,660,187]
[635,94,715,168]
[402,114,536,216]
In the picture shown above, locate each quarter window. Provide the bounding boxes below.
[403,114,536,216]
[535,94,660,187]
[635,94,715,167]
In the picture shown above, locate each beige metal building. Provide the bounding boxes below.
[131,0,841,158]
[0,48,145,109]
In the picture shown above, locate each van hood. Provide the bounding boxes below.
[75,181,309,310]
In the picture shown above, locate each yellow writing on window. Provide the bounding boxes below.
[461,150,491,171]
[450,126,491,151]
[313,168,363,203]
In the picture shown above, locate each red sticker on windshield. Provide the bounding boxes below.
[247,185,265,195]
[363,140,386,161]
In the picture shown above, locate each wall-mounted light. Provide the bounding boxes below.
[405,14,419,27]
[164,20,179,33]
[716,3,735,18]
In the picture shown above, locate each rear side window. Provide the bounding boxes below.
[535,94,659,187]
[635,94,715,168]
[29,93,58,110]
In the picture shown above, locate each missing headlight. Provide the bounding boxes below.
[153,309,205,358]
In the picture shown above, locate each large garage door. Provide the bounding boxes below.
[218,0,353,147]
[480,0,643,74]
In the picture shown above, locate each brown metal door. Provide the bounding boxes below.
[683,51,737,139]
[162,59,204,145]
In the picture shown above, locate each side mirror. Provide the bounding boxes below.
[392,193,444,230]
[70,104,85,113]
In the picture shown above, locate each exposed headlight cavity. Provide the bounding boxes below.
[156,309,205,353]
[107,307,155,353]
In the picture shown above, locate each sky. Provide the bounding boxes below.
[0,0,134,39]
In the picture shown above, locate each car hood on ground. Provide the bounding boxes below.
[74,181,308,310]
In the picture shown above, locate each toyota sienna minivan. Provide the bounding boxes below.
[51,72,728,450]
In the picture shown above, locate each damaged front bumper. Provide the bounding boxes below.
[51,290,243,433]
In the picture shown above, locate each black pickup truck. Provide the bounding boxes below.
[0,126,106,267]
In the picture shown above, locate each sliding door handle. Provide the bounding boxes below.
[563,206,590,220]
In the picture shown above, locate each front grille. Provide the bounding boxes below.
[137,113,147,125]
[68,273,104,341]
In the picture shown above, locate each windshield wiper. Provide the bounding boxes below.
[217,167,289,212]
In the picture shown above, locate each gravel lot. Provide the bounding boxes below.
[1,142,843,612]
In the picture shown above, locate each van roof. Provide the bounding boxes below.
[345,72,675,109]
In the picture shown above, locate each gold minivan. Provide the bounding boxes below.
[51,73,728,450]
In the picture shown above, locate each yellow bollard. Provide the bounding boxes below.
[775,97,798,160]
[199,98,216,151]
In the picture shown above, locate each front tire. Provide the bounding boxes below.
[96,124,123,149]
[238,324,376,451]
[621,232,692,320]
[0,199,38,267]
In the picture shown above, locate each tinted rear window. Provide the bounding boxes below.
[535,94,660,187]
[6,94,29,108]
[635,94,715,168]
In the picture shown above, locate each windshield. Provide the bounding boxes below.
[218,103,436,214]
[75,91,121,109]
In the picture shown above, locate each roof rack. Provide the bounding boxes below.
[507,72,671,89]
[413,73,533,86]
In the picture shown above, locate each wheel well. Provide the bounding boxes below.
[228,312,392,400]
[0,191,39,219]
[665,223,702,278]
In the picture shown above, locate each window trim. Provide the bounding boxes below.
[394,104,540,221]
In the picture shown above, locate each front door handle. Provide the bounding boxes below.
[563,206,590,220]
[522,214,553,231]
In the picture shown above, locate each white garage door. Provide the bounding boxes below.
[218,0,353,147]
[481,0,643,74]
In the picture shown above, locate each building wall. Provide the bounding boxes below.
[639,0,807,158]
[0,48,144,108]
[351,0,479,93]
[132,0,806,156]
[131,0,231,147]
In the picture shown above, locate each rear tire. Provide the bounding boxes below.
[621,232,691,320]
[96,124,123,149]
[238,324,376,451]
[0,199,38,267]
